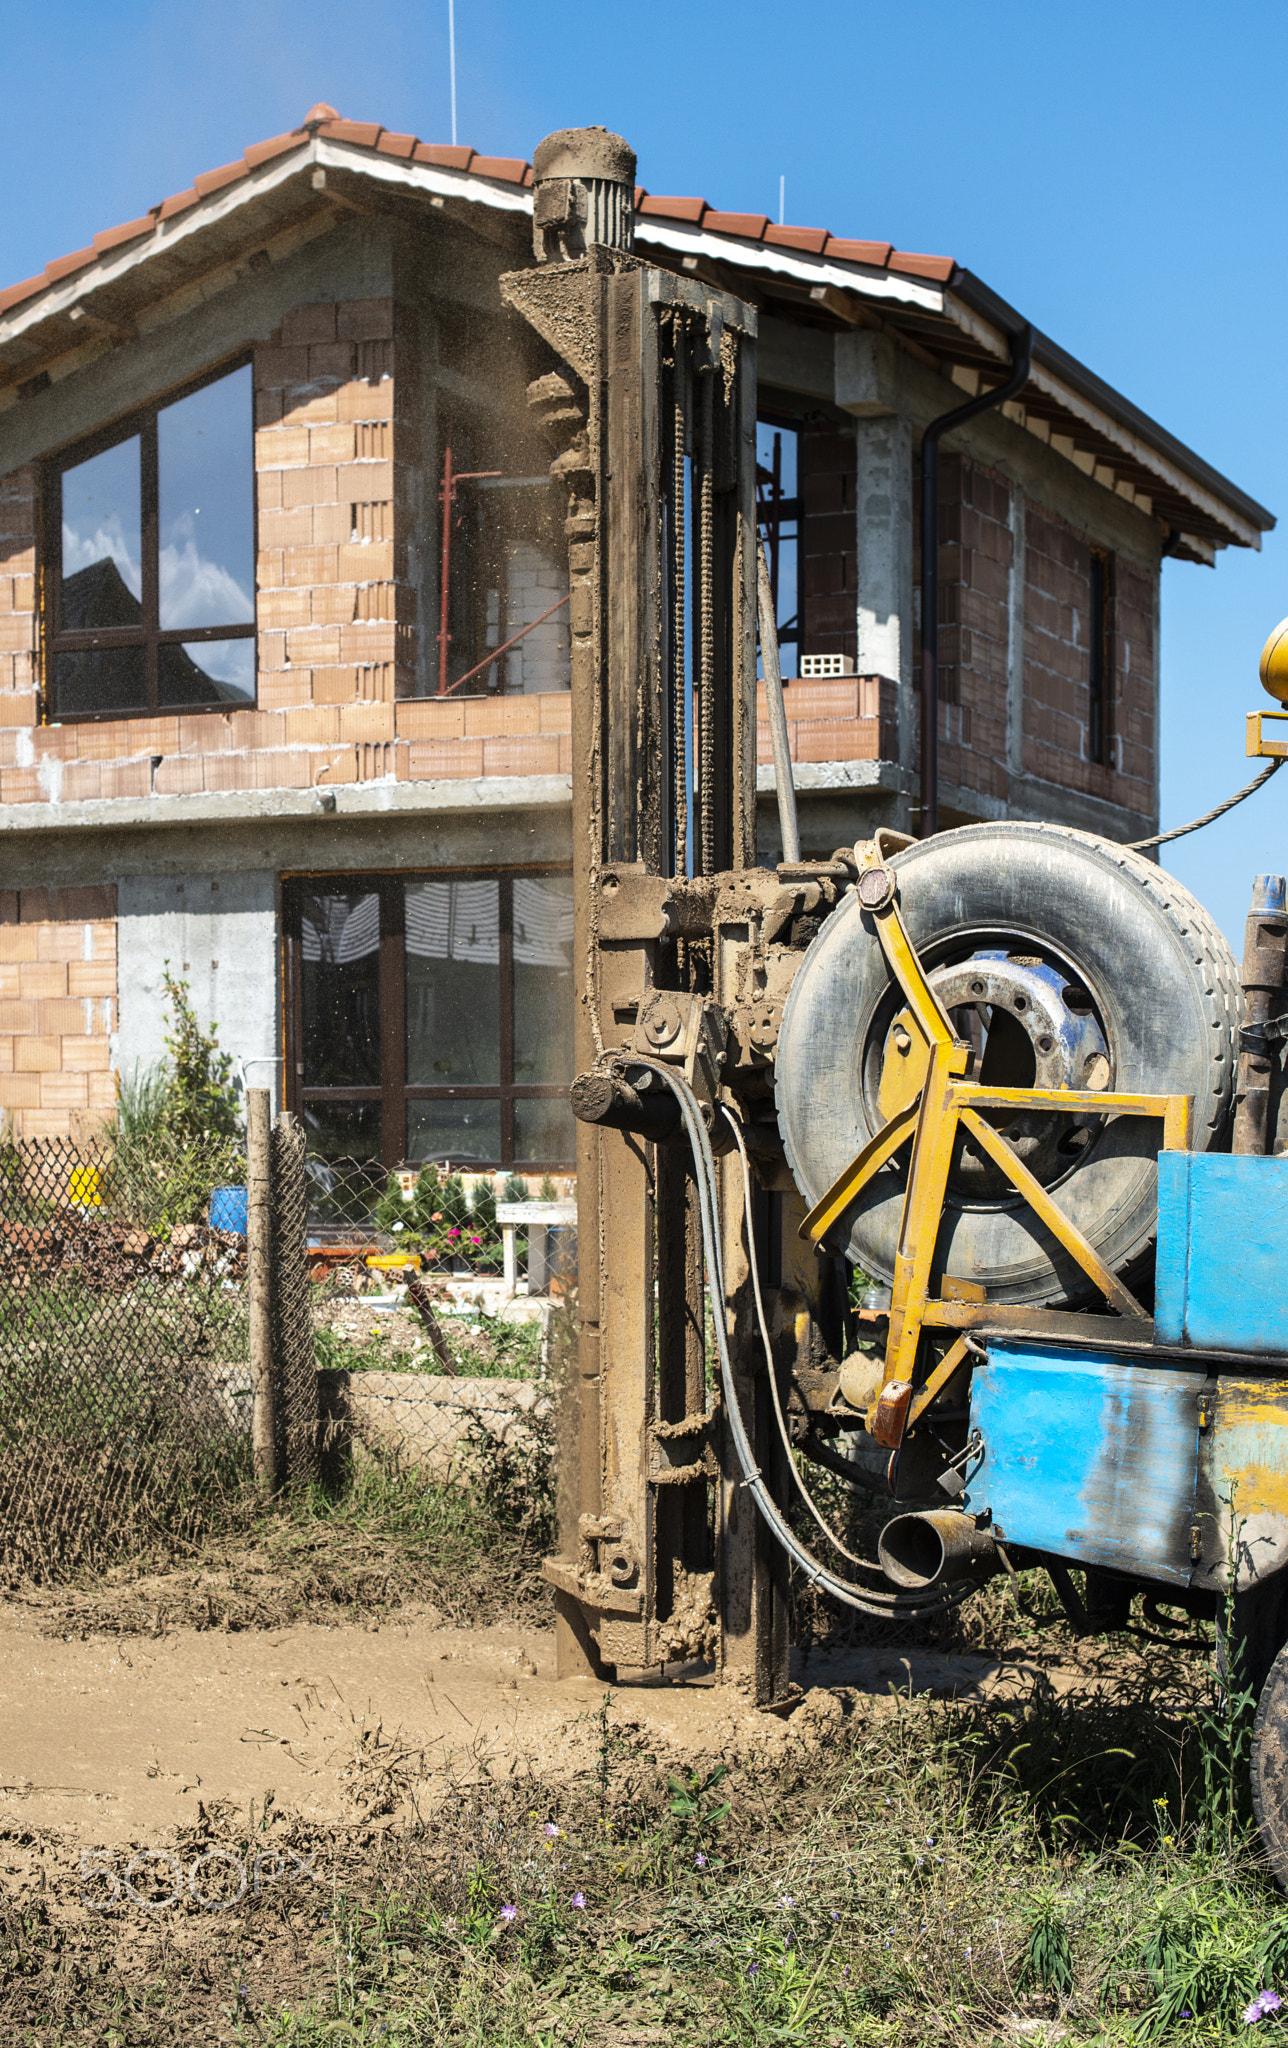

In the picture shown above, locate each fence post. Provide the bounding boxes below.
[248,1087,276,1493]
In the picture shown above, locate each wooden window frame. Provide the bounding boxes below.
[282,868,574,1173]
[42,356,256,723]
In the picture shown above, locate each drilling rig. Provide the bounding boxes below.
[503,128,1288,1885]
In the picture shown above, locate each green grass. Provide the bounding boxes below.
[7,1623,1288,2046]
[312,1307,545,1381]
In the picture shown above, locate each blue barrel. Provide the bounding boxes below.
[209,1186,248,1236]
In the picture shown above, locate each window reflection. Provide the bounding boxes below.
[300,891,382,1087]
[158,366,253,631]
[60,437,143,630]
[159,639,255,707]
[513,875,574,1083]
[405,880,501,1084]
[406,1100,503,1165]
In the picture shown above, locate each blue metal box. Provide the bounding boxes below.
[967,1343,1206,1584]
[1155,1151,1288,1355]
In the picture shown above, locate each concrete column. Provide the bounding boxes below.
[1007,483,1027,787]
[837,331,916,797]
[852,412,915,778]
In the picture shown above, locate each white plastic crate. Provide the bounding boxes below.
[798,653,856,678]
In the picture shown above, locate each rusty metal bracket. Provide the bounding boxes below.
[649,1412,718,1485]
[631,990,728,1107]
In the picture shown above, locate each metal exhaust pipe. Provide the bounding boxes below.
[878,1510,994,1590]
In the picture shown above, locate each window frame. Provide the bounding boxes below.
[282,868,576,1173]
[1088,546,1115,768]
[42,355,257,723]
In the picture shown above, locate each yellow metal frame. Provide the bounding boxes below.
[798,864,1191,1430]
[1248,709,1288,760]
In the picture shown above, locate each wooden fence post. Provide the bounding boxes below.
[247,1087,276,1493]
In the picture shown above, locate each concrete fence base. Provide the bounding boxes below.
[317,1369,550,1481]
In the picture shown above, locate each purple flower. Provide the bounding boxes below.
[1247,1990,1283,2023]
[571,1892,586,1909]
[500,1904,517,1923]
[694,1852,707,1869]
[543,1823,560,1839]
[748,1962,760,1980]
[778,1894,794,1910]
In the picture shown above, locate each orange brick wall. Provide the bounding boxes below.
[1024,500,1154,818]
[0,888,116,1141]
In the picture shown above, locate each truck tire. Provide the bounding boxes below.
[775,822,1240,1306]
[1251,1631,1288,1891]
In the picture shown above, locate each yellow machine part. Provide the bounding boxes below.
[1261,617,1288,704]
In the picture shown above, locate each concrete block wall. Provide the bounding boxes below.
[0,888,116,1141]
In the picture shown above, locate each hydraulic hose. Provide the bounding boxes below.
[618,1053,974,1620]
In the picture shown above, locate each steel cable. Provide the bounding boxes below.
[1128,757,1283,851]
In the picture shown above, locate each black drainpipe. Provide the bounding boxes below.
[919,322,1033,836]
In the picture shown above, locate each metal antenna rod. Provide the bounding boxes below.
[448,0,458,146]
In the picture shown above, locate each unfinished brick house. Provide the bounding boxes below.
[0,108,1271,1167]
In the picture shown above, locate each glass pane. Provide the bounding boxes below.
[158,638,254,707]
[405,880,500,1084]
[53,645,147,716]
[512,875,574,1083]
[299,890,382,1087]
[60,436,143,628]
[300,1102,382,1166]
[158,366,254,630]
[513,1096,576,1164]
[406,1099,502,1166]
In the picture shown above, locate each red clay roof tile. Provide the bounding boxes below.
[157,188,201,222]
[639,195,708,223]
[888,251,956,281]
[703,210,769,239]
[0,276,45,316]
[0,109,961,340]
[92,216,156,255]
[469,154,529,182]
[765,223,830,254]
[244,132,307,168]
[824,236,893,266]
[45,248,97,283]
[412,142,476,169]
[192,160,249,198]
[319,120,384,148]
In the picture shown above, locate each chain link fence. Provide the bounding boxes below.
[0,1134,251,1580]
[0,1117,560,1581]
[300,1152,560,1489]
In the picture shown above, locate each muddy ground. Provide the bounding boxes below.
[0,1597,1086,1846]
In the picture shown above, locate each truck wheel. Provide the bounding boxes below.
[1252,1635,1288,1890]
[775,822,1240,1306]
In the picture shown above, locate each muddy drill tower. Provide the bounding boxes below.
[502,130,822,1698]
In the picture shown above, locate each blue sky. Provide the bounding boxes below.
[3,0,1285,947]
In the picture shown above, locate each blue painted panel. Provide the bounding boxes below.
[969,1343,1205,1585]
[1153,1151,1191,1347]
[1155,1152,1288,1356]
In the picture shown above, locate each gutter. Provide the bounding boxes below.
[919,322,1033,838]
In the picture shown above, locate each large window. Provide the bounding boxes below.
[285,871,576,1170]
[46,361,255,718]
[756,417,800,673]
